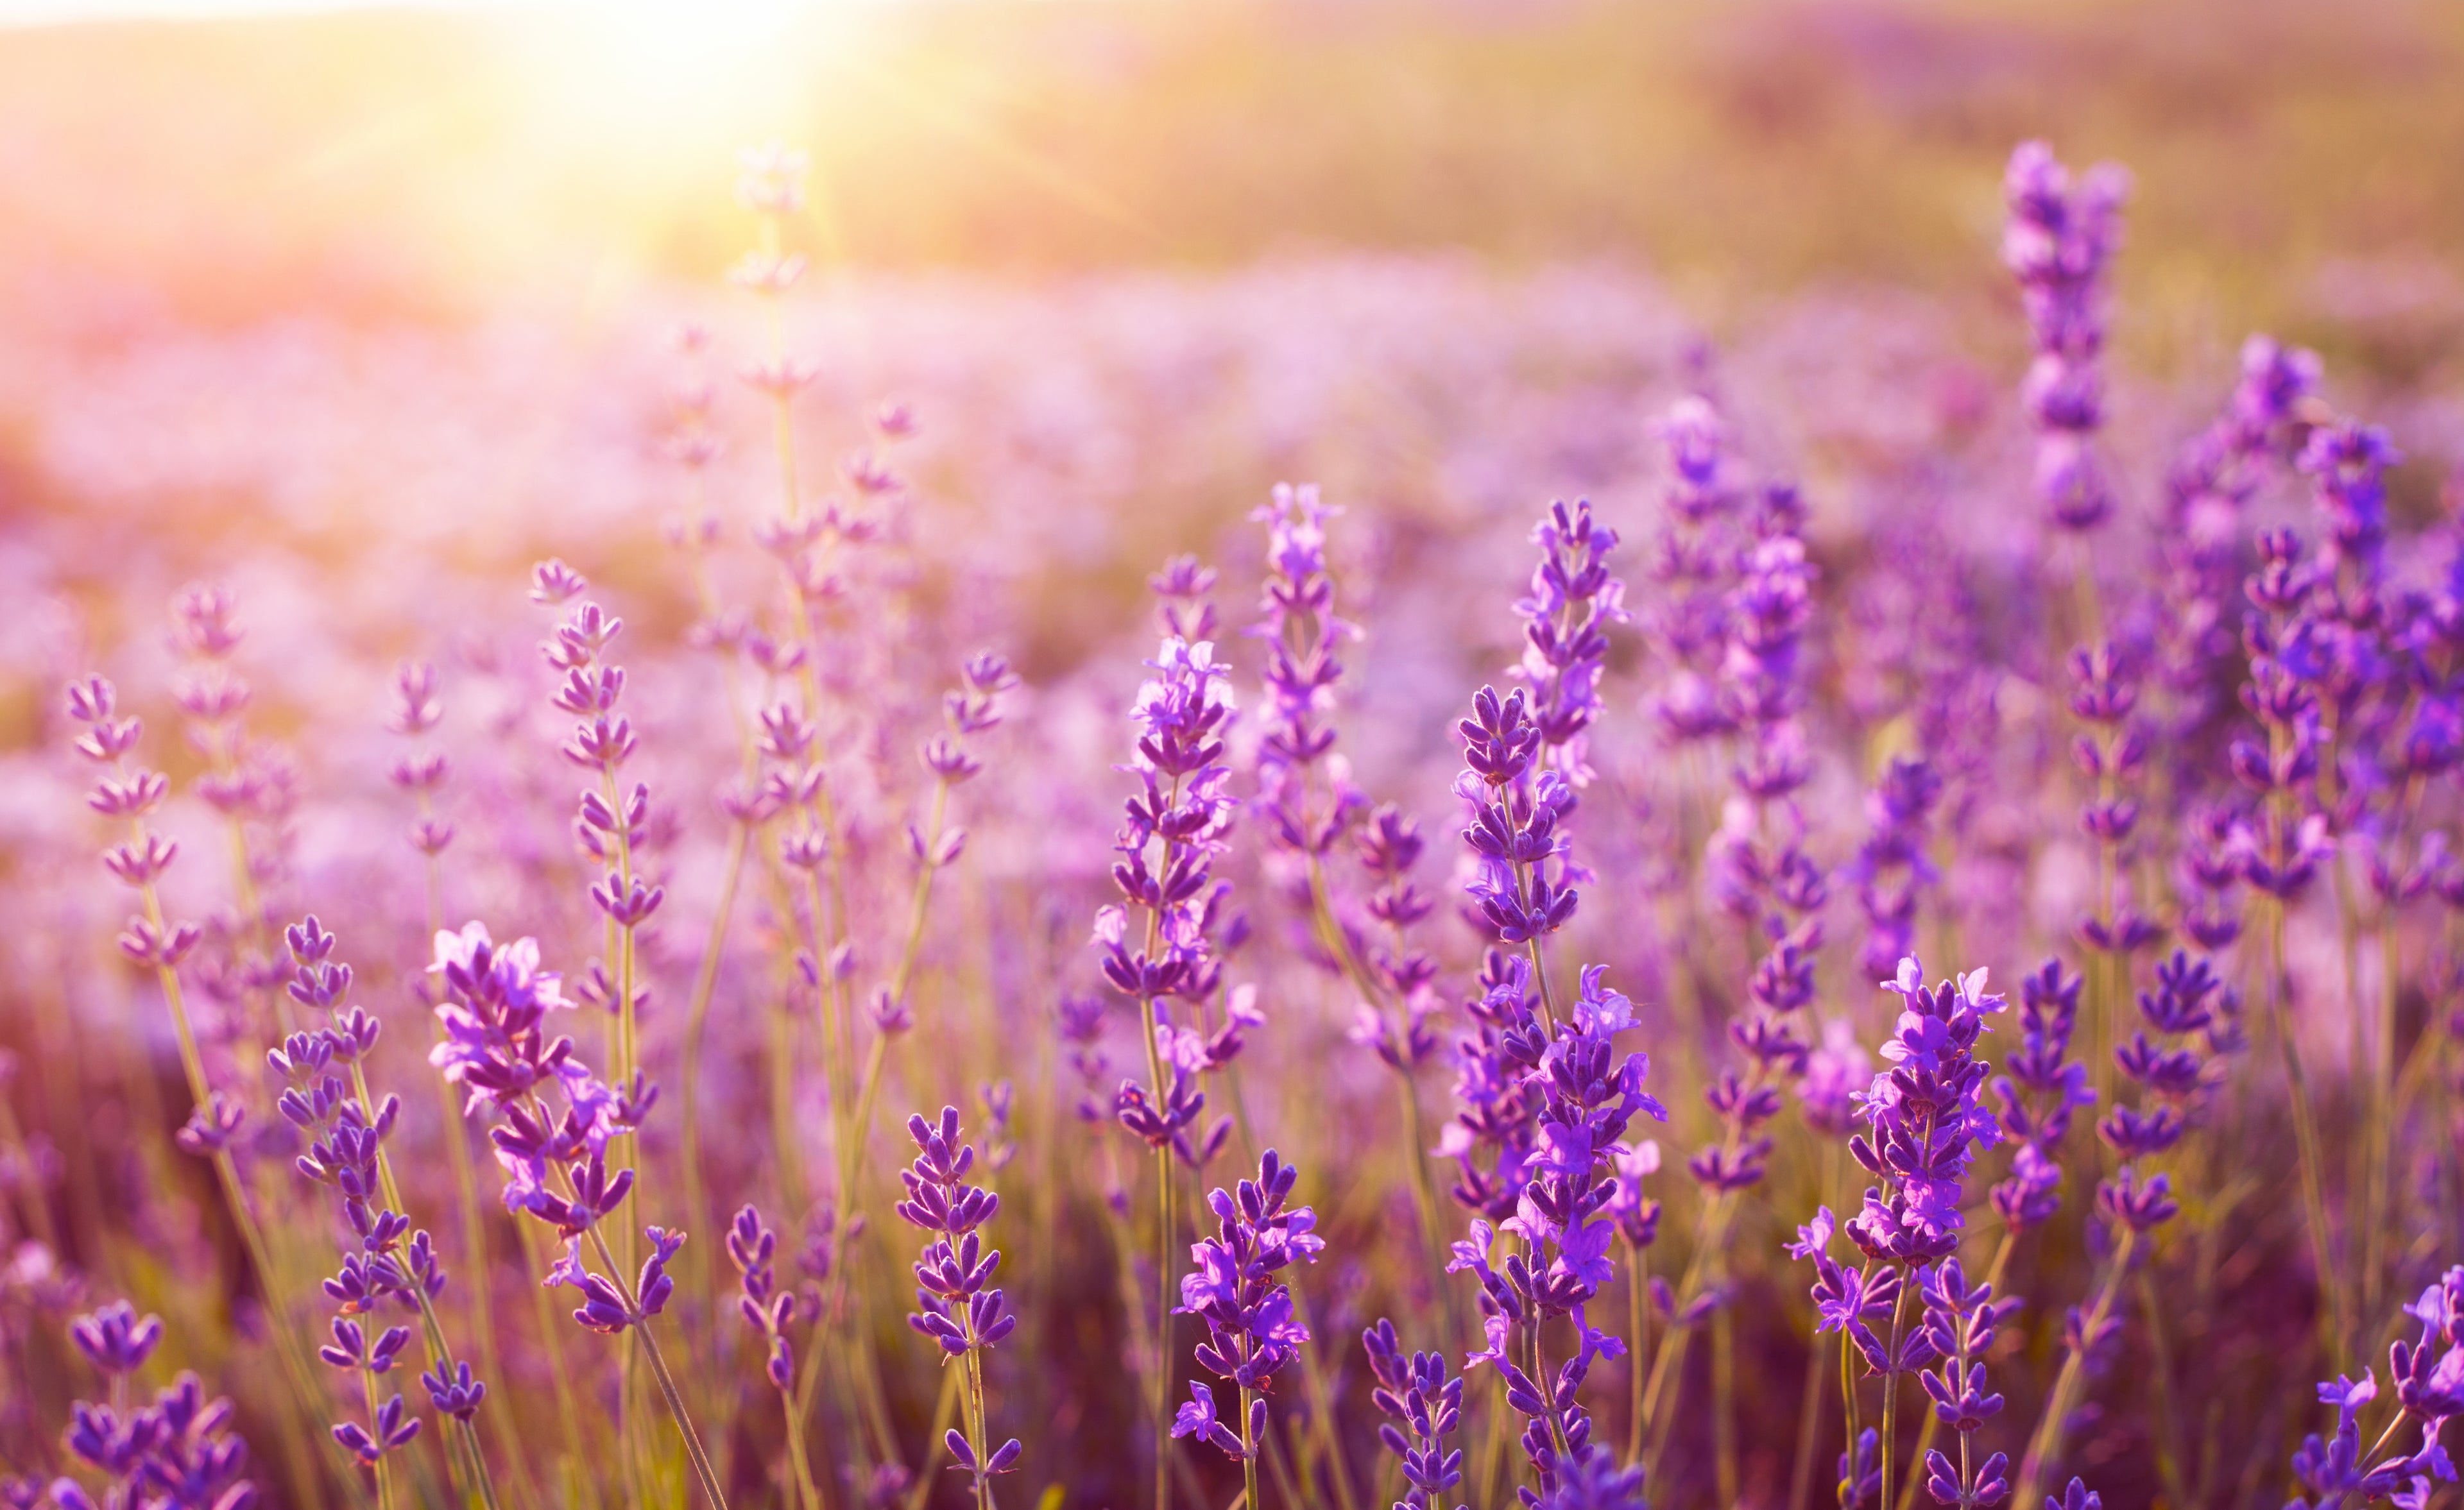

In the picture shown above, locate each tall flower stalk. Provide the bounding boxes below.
[894,1108,1023,1510]
[1093,566,1240,1510]
[427,923,726,1509]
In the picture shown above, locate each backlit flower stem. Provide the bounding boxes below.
[1888,1226,2017,1510]
[2010,1228,2139,1509]
[2264,879,2345,1371]
[125,828,334,1505]
[531,1114,728,1510]
[1876,1262,1913,1510]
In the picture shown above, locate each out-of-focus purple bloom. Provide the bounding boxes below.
[1252,482,1360,859]
[728,1205,798,1392]
[54,1311,258,1510]
[2003,140,2128,532]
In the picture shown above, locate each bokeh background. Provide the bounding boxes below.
[6,3,2464,1507]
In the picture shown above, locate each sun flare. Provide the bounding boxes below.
[505,0,823,154]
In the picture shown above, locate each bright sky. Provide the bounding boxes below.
[0,0,823,22]
[0,0,431,17]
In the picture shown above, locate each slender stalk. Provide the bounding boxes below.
[2135,1269,2191,1509]
[1876,1264,1912,1510]
[1626,1232,1650,1467]
[1789,1328,1831,1510]
[680,817,751,1251]
[902,1369,966,1510]
[518,1219,601,1510]
[128,855,335,1506]
[2012,1229,2139,1510]
[1240,1384,1263,1510]
[1713,1300,1740,1508]
[1892,1230,2016,1510]
[2264,893,2346,1369]
[361,1368,396,1510]
[578,1217,730,1510]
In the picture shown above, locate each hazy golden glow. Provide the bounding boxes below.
[501,0,823,161]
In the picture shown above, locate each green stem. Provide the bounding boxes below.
[2012,1229,2139,1510]
[2265,894,2347,1370]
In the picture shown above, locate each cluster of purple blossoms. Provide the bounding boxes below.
[726,1205,798,1392]
[2068,640,2164,957]
[1442,971,1664,1498]
[38,1303,257,1510]
[1244,484,1450,1085]
[169,584,297,1013]
[2092,950,2229,1234]
[1912,1259,2020,1509]
[1517,498,1627,783]
[274,918,481,1468]
[1364,1318,1467,1510]
[1700,479,1826,1192]
[2153,337,2318,736]
[1645,396,1744,745]
[65,677,234,1153]
[894,1108,1021,1502]
[2002,139,2129,533]
[2232,528,2338,901]
[1790,962,2010,1509]
[426,923,673,1334]
[1253,482,1360,864]
[2285,1265,2464,1510]
[1101,563,1245,1168]
[921,652,1018,831]
[1987,961,2092,1234]
[1446,989,1664,1505]
[1440,941,1546,1221]
[387,661,457,872]
[1346,805,1443,1071]
[1439,496,1666,1506]
[1847,755,1944,978]
[533,563,666,1012]
[1173,1151,1323,1454]
[1457,685,1580,951]
[1845,960,2006,1268]
[870,649,1022,1039]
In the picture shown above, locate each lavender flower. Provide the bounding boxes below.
[1100,593,1240,1170]
[1989,961,2093,1234]
[47,1303,257,1510]
[2003,140,2128,532]
[1444,960,1663,1502]
[277,935,423,1473]
[1644,396,1743,745]
[1795,960,2005,1510]
[1913,1259,2017,1508]
[1516,498,1626,782]
[1177,1150,1322,1508]
[896,1108,1022,1507]
[726,1205,797,1393]
[1253,482,1360,862]
[1848,756,1944,978]
[2283,1363,2457,1510]
[427,922,723,1507]
[1365,1318,1466,1510]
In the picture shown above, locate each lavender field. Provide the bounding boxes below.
[4,3,2464,1509]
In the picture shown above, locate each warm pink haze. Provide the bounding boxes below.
[3,5,2464,1510]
